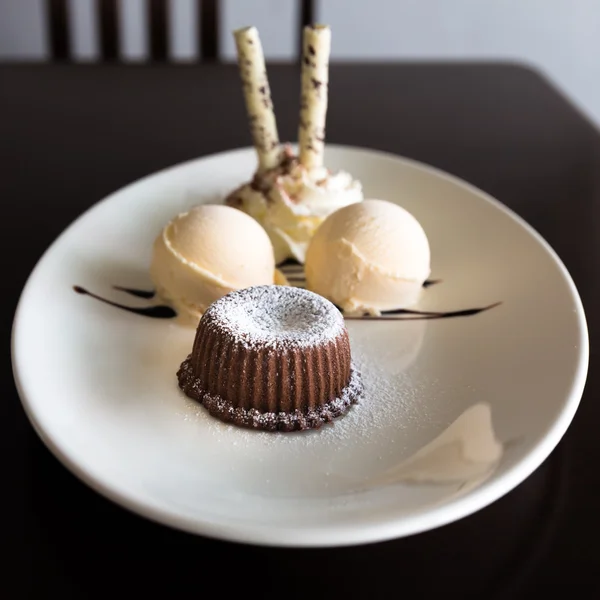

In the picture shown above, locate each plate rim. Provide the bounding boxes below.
[11,144,590,547]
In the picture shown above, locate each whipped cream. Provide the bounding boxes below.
[226,148,363,264]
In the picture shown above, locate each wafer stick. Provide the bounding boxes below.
[233,26,280,172]
[298,24,331,169]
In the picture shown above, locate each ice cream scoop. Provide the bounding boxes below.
[227,25,363,264]
[305,199,431,315]
[150,204,277,325]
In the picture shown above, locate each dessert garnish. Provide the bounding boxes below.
[225,25,363,265]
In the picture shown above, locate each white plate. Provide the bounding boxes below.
[11,145,588,547]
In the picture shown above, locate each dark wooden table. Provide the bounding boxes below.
[2,63,598,598]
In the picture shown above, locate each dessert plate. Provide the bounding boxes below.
[11,145,588,547]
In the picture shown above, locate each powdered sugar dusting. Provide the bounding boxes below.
[202,285,345,350]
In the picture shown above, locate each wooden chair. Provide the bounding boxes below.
[45,0,314,63]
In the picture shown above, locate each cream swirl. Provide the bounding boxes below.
[226,148,363,264]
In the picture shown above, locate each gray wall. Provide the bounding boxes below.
[1,0,599,127]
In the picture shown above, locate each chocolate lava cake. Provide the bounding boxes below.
[177,285,362,431]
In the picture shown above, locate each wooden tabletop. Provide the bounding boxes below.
[2,63,598,598]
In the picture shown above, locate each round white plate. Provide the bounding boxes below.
[12,146,588,547]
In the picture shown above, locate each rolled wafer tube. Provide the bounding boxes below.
[233,26,280,172]
[298,24,331,169]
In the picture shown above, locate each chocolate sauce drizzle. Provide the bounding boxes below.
[73,286,176,319]
[277,263,496,320]
[73,278,499,322]
[343,302,502,321]
[423,279,441,288]
[112,285,155,299]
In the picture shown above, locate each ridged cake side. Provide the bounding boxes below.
[188,316,351,413]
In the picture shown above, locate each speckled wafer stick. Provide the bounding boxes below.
[233,26,280,172]
[298,24,331,169]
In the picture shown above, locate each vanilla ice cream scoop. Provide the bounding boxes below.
[226,148,363,264]
[305,199,431,315]
[150,204,276,325]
